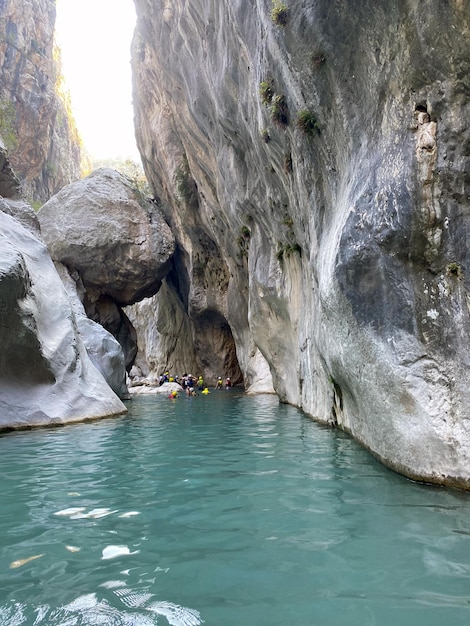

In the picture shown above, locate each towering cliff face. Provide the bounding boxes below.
[0,0,83,202]
[131,0,470,487]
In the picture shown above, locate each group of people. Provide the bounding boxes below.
[163,371,233,399]
[215,376,232,389]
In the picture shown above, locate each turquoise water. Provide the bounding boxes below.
[0,391,470,625]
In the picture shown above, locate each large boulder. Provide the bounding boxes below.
[0,209,126,430]
[37,168,176,305]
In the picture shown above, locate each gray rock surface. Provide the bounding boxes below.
[128,381,183,395]
[125,280,245,386]
[55,262,130,400]
[38,168,176,305]
[0,138,21,199]
[38,168,176,369]
[0,210,126,430]
[0,197,40,235]
[0,0,84,202]
[131,0,470,486]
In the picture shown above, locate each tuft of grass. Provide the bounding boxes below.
[174,155,198,206]
[241,225,251,239]
[259,79,275,105]
[237,226,251,255]
[296,109,320,136]
[276,241,302,262]
[283,215,293,228]
[261,128,271,143]
[271,1,289,27]
[270,94,289,127]
[446,262,463,278]
[30,200,43,212]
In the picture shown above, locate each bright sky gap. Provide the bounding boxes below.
[55,0,140,162]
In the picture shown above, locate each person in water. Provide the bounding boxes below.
[201,387,210,395]
[168,390,178,399]
[225,377,232,389]
[197,375,204,390]
[215,377,223,389]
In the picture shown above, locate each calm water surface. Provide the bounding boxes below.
[0,391,469,625]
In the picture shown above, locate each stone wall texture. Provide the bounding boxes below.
[0,0,83,202]
[131,0,470,487]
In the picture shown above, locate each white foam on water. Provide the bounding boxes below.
[0,592,204,625]
[99,580,127,589]
[101,545,140,560]
[147,601,204,626]
[63,593,98,612]
[70,508,118,520]
[87,508,119,519]
[65,545,80,553]
[118,511,141,518]
[113,588,153,608]
[54,507,118,520]
[54,507,86,517]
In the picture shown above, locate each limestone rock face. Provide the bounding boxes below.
[0,138,21,199]
[0,210,127,430]
[0,197,41,235]
[38,168,176,368]
[125,279,245,385]
[0,0,83,202]
[55,262,130,400]
[38,168,176,305]
[131,0,470,486]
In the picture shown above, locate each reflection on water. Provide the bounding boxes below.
[0,392,469,625]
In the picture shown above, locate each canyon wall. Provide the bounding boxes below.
[0,0,83,203]
[131,0,470,487]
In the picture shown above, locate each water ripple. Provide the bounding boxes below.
[0,393,470,625]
